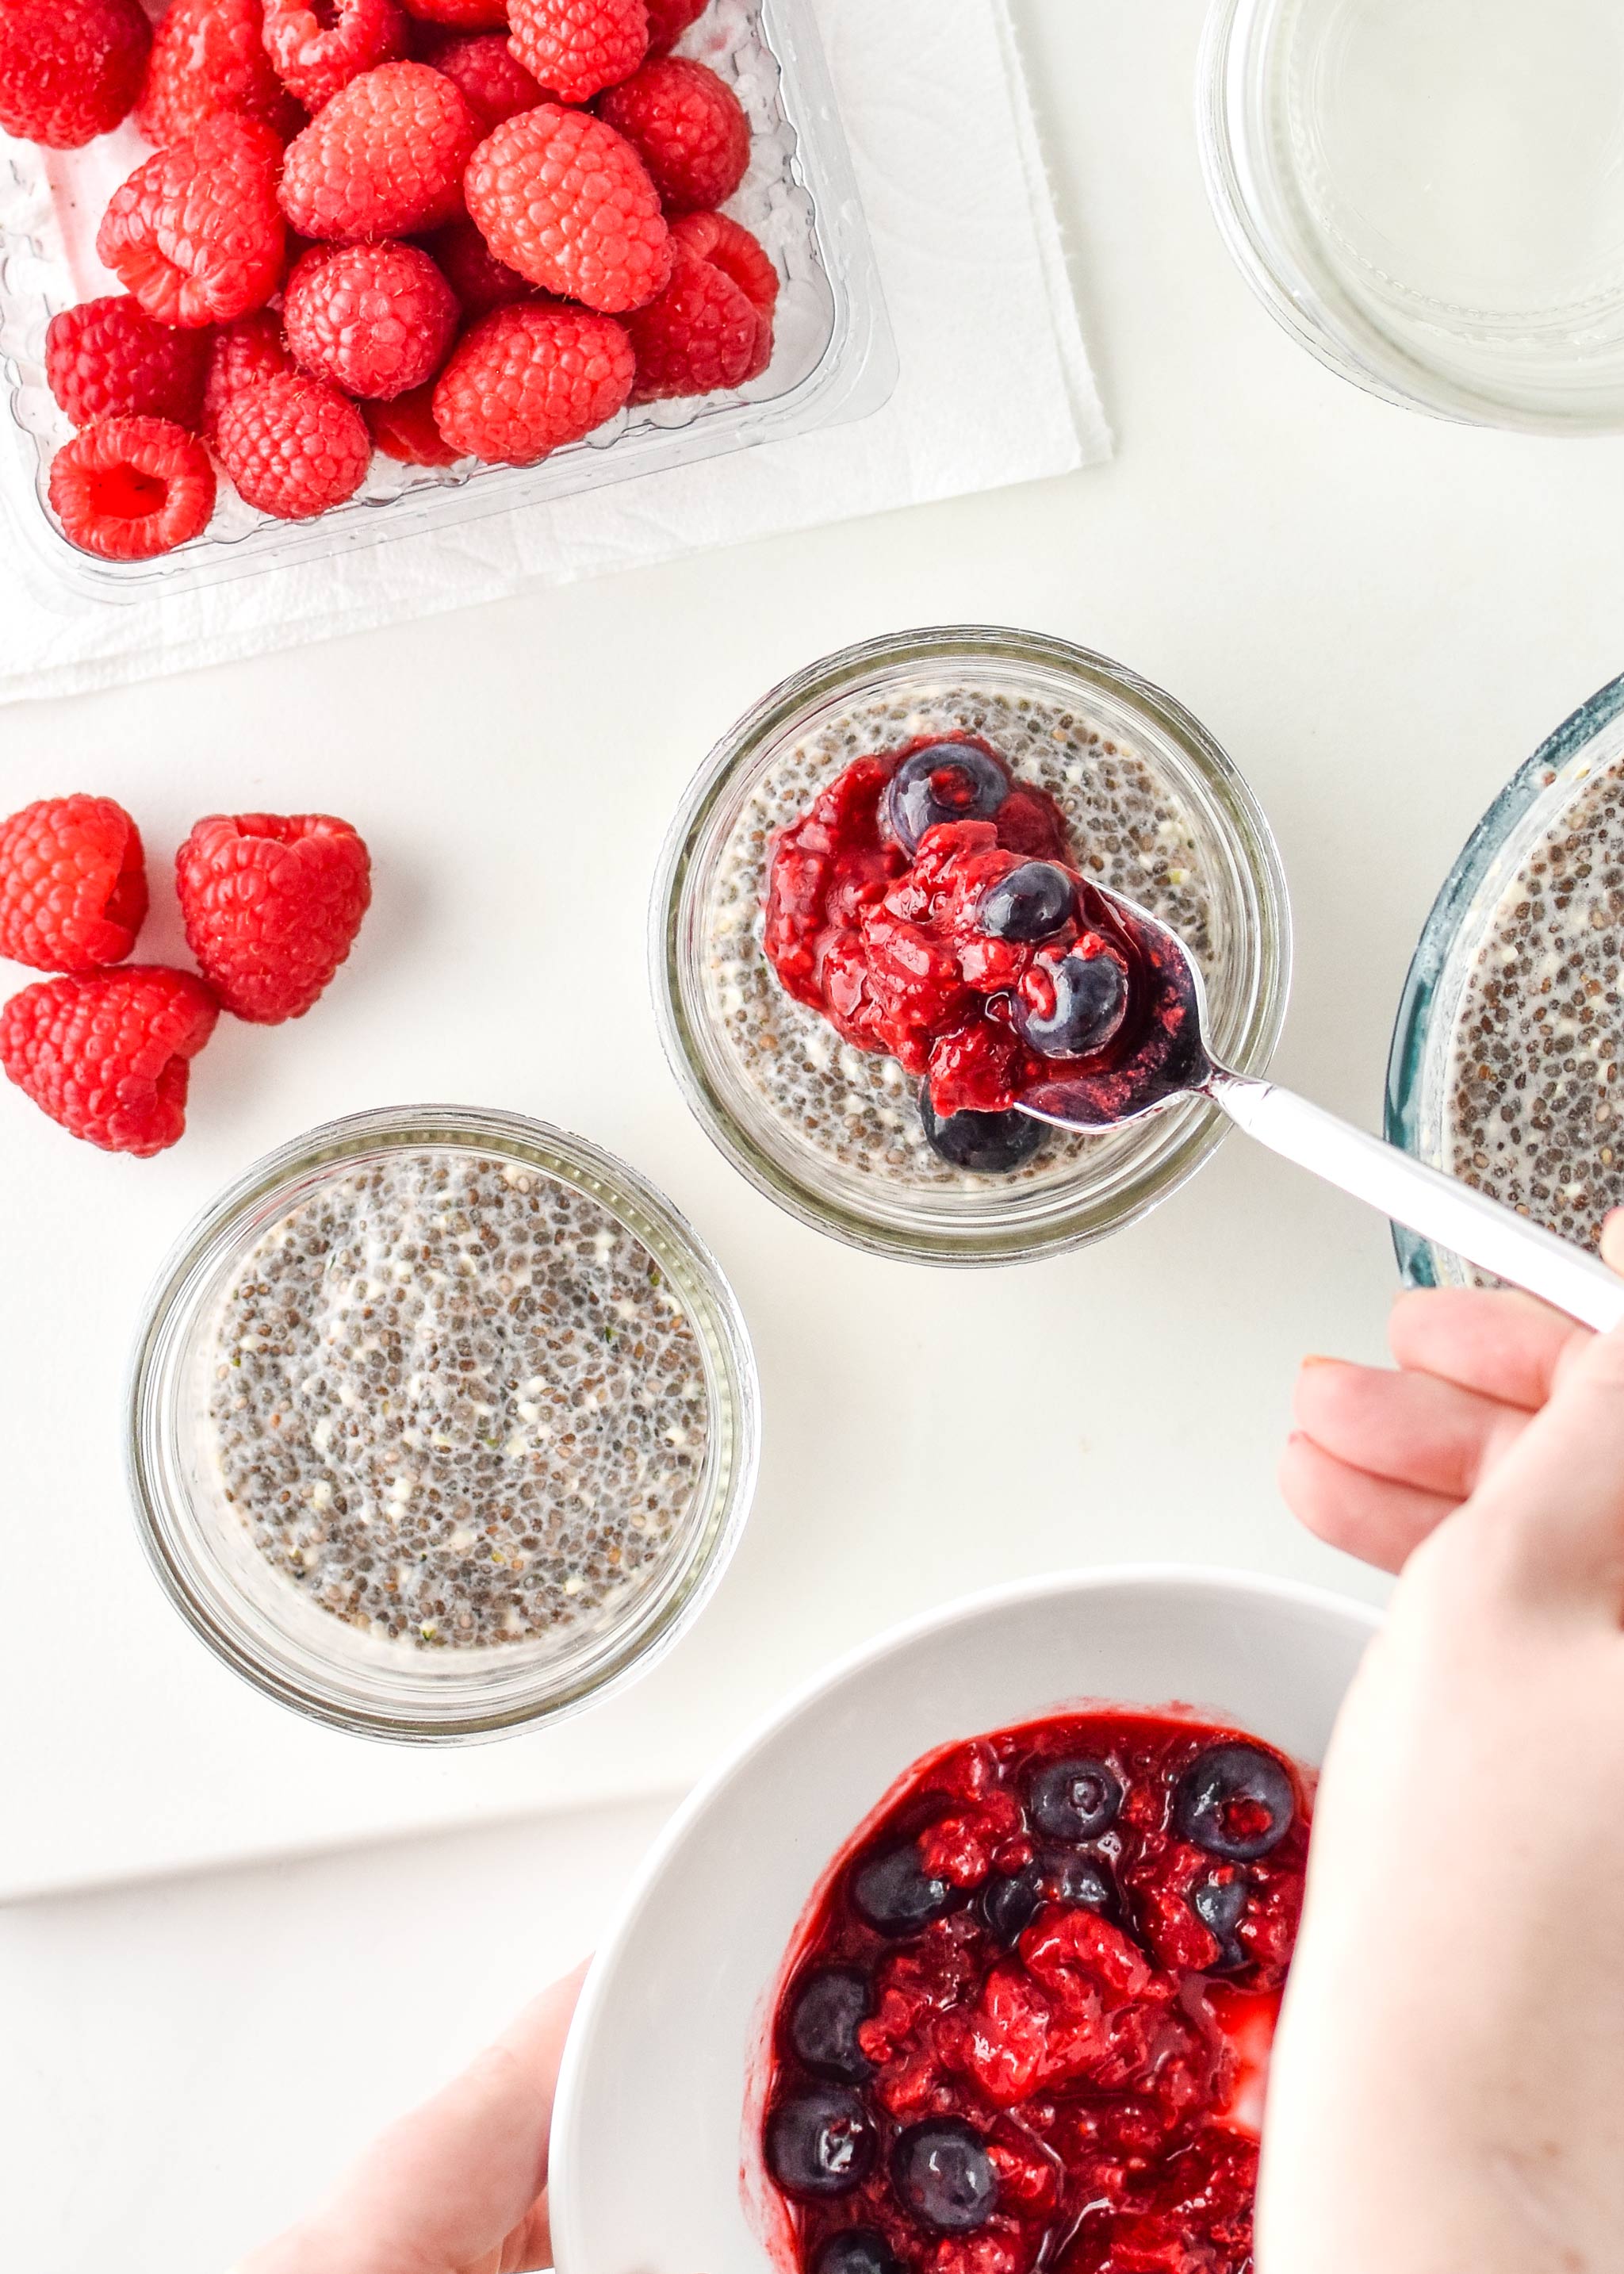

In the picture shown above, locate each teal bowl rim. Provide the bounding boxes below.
[1385,666,1624,1287]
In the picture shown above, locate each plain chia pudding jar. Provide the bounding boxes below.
[1388,669,1624,1283]
[653,629,1292,1264]
[128,1106,759,1741]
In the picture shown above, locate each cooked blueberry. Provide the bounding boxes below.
[1191,1874,1250,1972]
[814,2230,900,2274]
[980,861,1076,944]
[1174,1743,1296,1862]
[891,2119,999,2234]
[919,1083,1044,1175]
[886,742,1009,853]
[979,1861,1044,1943]
[1028,1756,1123,1841]
[1013,952,1127,1060]
[766,2088,875,2199]
[789,1967,874,2084]
[851,1842,959,1936]
[1040,1846,1119,1917]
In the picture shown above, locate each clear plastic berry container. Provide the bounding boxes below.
[653,627,1293,1268]
[0,0,894,602]
[127,1106,760,1743]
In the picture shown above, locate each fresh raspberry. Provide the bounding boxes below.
[628,208,773,398]
[422,29,538,127]
[0,967,218,1156]
[432,301,631,462]
[98,113,285,328]
[48,416,216,558]
[136,0,304,147]
[365,380,459,464]
[284,240,458,398]
[175,812,371,1022]
[279,60,477,239]
[465,105,670,313]
[45,296,210,431]
[421,215,537,315]
[216,371,372,518]
[0,0,150,148]
[0,796,147,975]
[262,0,408,115]
[201,307,293,446]
[506,0,645,103]
[597,56,747,213]
[644,0,704,54]
[403,0,507,29]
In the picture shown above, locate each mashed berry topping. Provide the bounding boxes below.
[762,1710,1309,2274]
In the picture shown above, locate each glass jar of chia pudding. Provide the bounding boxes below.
[128,1106,760,1743]
[653,627,1292,1266]
[1388,669,1624,1287]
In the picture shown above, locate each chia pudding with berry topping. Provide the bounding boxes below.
[657,631,1291,1264]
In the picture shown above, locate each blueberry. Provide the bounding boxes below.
[1039,1846,1119,1917]
[979,1861,1044,1944]
[980,861,1076,944]
[1190,1874,1250,1972]
[1028,1757,1123,1842]
[766,2088,876,2199]
[919,1083,1044,1175]
[1173,1743,1296,1862]
[891,2119,999,2234]
[788,1967,874,2084]
[886,742,1009,854]
[814,2230,900,2274]
[851,1842,959,1937]
[1013,953,1127,1060]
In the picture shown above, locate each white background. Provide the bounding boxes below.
[7,0,1624,2264]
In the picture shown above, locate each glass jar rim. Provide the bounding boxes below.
[650,624,1293,1267]
[127,1103,760,1744]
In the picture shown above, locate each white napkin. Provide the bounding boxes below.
[0,0,1108,705]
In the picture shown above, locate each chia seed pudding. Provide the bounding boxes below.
[203,1149,713,1653]
[1446,752,1624,1252]
[699,682,1231,1191]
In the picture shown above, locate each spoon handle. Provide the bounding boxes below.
[1207,1068,1624,1333]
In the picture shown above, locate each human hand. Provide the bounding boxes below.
[235,1963,584,2274]
[1258,1237,1624,2272]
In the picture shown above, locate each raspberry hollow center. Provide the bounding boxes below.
[86,462,168,521]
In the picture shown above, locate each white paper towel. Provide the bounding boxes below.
[0,0,1108,704]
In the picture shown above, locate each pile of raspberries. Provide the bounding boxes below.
[0,793,371,1154]
[0,0,776,560]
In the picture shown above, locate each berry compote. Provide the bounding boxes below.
[762,739,1200,1172]
[761,1709,1309,2274]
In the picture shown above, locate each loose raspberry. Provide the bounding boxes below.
[48,416,216,558]
[365,381,459,464]
[0,967,218,1156]
[465,105,670,313]
[506,0,645,103]
[598,56,747,213]
[0,0,150,148]
[262,0,408,115]
[422,29,538,127]
[644,0,704,53]
[45,296,210,431]
[137,0,304,147]
[404,0,506,29]
[0,796,147,975]
[432,300,631,462]
[98,113,285,328]
[629,207,773,398]
[201,307,294,446]
[175,812,371,1022]
[284,241,458,399]
[421,215,537,315]
[279,60,477,239]
[216,371,372,518]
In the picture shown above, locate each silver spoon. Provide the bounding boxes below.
[1016,884,1624,1334]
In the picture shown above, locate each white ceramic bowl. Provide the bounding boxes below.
[549,1565,1378,2274]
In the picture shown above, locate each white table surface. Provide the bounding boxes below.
[8,0,1624,2261]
